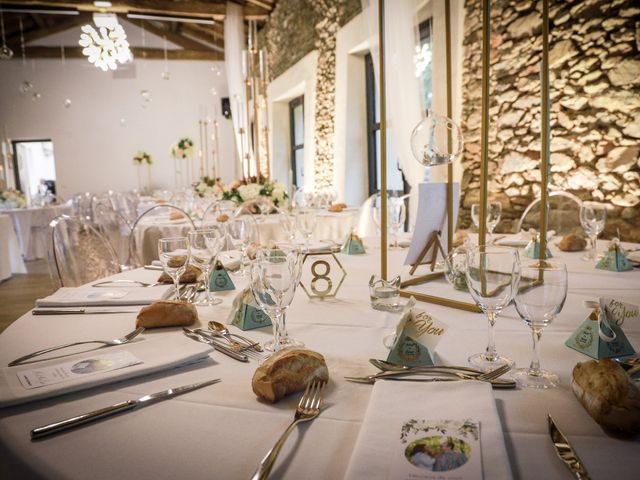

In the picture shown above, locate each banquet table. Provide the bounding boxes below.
[135,209,359,264]
[0,237,639,479]
[3,205,73,261]
[0,214,27,281]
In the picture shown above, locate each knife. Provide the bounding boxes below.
[548,414,591,479]
[33,308,138,315]
[182,328,249,362]
[31,378,221,440]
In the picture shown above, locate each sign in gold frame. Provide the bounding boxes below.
[377,0,551,309]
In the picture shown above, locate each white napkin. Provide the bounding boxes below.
[35,285,172,307]
[344,381,512,480]
[0,335,213,407]
[628,250,640,263]
[495,230,554,247]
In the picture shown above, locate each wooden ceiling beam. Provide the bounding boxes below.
[21,45,223,60]
[2,1,269,19]
[6,12,92,45]
[126,18,215,52]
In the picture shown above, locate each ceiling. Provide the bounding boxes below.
[1,1,277,61]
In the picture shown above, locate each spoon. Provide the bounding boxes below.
[208,321,263,352]
[369,358,485,375]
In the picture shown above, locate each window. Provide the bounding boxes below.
[416,18,433,113]
[364,53,380,197]
[289,96,304,188]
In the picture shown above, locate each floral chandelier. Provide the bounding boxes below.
[78,14,131,71]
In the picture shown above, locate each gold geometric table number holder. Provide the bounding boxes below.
[299,252,347,300]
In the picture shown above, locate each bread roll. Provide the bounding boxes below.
[571,359,640,433]
[559,234,587,252]
[328,203,347,212]
[252,348,329,403]
[158,264,202,284]
[136,300,198,328]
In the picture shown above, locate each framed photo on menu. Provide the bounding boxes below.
[404,182,460,266]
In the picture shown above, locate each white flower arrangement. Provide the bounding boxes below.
[170,137,195,159]
[133,151,153,165]
[0,189,27,209]
[194,176,288,207]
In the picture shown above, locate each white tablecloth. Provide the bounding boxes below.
[0,214,27,280]
[3,205,72,261]
[0,237,638,479]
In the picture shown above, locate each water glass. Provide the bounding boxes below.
[580,201,606,261]
[465,246,520,371]
[250,247,304,352]
[513,260,567,388]
[227,215,258,276]
[294,209,317,250]
[158,237,190,300]
[471,202,502,241]
[188,228,224,306]
[388,198,407,249]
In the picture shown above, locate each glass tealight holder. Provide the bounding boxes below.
[369,275,402,312]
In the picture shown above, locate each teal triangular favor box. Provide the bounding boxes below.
[209,261,235,291]
[385,297,448,367]
[523,238,553,259]
[565,299,636,359]
[341,233,366,255]
[596,242,633,272]
[228,288,272,331]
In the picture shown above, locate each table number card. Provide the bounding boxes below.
[386,298,449,367]
[392,419,482,480]
[565,297,637,359]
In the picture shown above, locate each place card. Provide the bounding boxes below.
[209,261,236,291]
[16,350,142,390]
[229,288,272,331]
[386,298,449,367]
[596,240,634,272]
[565,297,637,359]
[342,233,366,255]
[393,419,482,479]
[523,237,553,259]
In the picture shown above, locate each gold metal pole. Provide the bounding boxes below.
[203,119,209,179]
[539,0,550,261]
[478,0,491,248]
[244,78,253,178]
[379,0,388,280]
[445,0,454,253]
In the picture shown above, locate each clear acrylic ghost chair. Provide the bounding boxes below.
[92,201,133,268]
[128,204,196,267]
[71,192,95,222]
[108,191,140,225]
[48,215,121,288]
[516,191,583,236]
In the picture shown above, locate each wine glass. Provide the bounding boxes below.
[250,247,304,352]
[580,201,606,261]
[158,237,190,300]
[294,209,317,251]
[465,246,520,370]
[471,202,502,242]
[388,197,406,249]
[187,228,224,306]
[278,211,296,242]
[227,215,258,276]
[513,260,567,388]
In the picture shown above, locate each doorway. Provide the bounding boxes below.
[12,140,57,204]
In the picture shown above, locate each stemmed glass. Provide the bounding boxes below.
[187,228,224,306]
[158,237,190,300]
[250,247,304,352]
[513,259,567,388]
[388,197,406,249]
[465,246,520,370]
[580,201,606,261]
[227,215,258,276]
[471,202,502,242]
[278,211,296,242]
[294,209,317,251]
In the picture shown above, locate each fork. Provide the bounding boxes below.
[251,380,325,480]
[92,280,160,288]
[8,327,145,367]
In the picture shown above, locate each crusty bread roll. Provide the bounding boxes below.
[571,359,640,433]
[252,348,329,403]
[559,234,587,252]
[328,203,347,212]
[169,211,184,221]
[217,213,229,222]
[158,264,202,284]
[136,300,198,328]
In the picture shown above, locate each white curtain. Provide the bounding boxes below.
[361,0,424,227]
[224,2,246,179]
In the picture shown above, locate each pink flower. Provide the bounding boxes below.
[229,180,241,189]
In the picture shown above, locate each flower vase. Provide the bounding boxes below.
[174,159,181,189]
[136,164,142,192]
[146,164,151,193]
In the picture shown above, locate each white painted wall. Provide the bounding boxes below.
[0,19,236,199]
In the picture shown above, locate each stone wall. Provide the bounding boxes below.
[460,0,640,241]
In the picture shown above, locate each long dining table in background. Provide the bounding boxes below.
[0,237,638,479]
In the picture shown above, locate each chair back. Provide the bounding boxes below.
[516,191,583,235]
[48,215,121,287]
[129,204,195,267]
[92,201,133,267]
[71,192,95,222]
[108,190,139,225]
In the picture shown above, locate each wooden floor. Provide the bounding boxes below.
[0,260,57,333]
